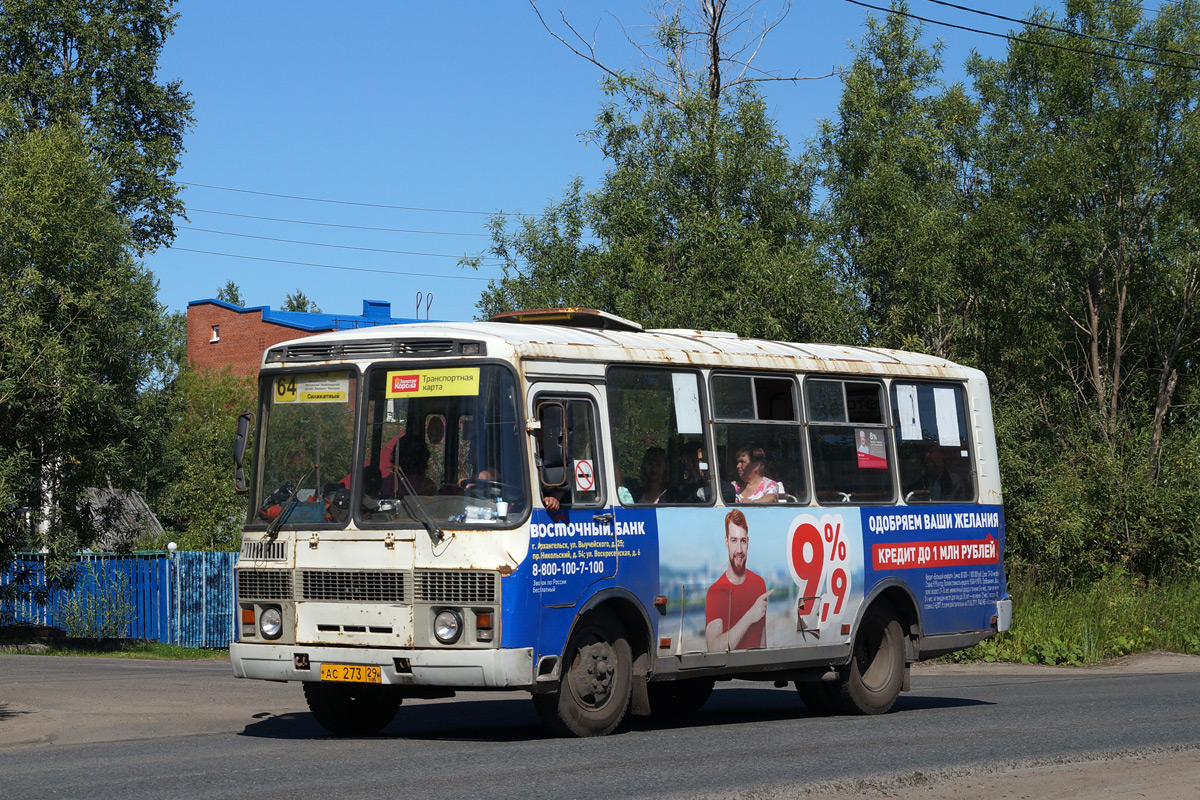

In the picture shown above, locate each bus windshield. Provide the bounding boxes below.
[255,370,358,525]
[357,364,527,527]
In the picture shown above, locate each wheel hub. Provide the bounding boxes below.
[568,640,616,707]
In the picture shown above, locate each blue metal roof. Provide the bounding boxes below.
[187,298,438,332]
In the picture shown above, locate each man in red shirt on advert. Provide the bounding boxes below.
[705,509,770,651]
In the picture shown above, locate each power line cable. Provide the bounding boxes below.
[177,181,532,217]
[921,0,1200,59]
[166,247,497,282]
[843,0,1200,71]
[177,225,503,261]
[188,207,489,237]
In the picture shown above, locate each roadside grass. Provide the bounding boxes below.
[0,641,228,660]
[946,572,1200,665]
[6,574,1198,666]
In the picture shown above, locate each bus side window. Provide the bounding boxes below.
[807,379,896,505]
[711,373,805,503]
[891,382,975,503]
[606,367,711,506]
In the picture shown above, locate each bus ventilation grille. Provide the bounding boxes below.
[236,569,293,601]
[415,570,498,604]
[267,339,457,362]
[239,539,288,561]
[297,569,408,603]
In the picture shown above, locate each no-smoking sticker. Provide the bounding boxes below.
[574,460,595,492]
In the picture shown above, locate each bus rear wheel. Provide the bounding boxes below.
[533,610,631,737]
[303,682,401,736]
[836,603,905,715]
[794,680,840,716]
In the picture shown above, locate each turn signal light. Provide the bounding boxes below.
[476,611,494,642]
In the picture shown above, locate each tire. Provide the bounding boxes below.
[533,611,632,737]
[303,681,402,736]
[833,603,905,715]
[648,677,714,718]
[794,680,840,716]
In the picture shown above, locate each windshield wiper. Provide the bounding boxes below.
[391,468,445,546]
[264,464,316,539]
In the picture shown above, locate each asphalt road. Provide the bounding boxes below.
[2,653,1198,800]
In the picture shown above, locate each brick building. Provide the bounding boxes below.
[186,298,424,376]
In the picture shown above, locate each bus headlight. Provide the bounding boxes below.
[260,606,283,640]
[434,609,462,644]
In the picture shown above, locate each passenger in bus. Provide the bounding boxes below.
[637,446,668,504]
[541,482,570,513]
[928,447,969,501]
[662,440,713,503]
[732,446,780,503]
[613,460,635,505]
[705,509,769,651]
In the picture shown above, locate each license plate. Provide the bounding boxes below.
[319,663,381,683]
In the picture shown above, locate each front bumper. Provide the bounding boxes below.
[230,642,536,689]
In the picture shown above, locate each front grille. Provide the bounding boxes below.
[415,570,497,603]
[237,569,293,601]
[240,539,287,561]
[298,570,407,603]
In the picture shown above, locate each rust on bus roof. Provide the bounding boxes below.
[264,316,974,382]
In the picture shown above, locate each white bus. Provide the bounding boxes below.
[230,308,1011,737]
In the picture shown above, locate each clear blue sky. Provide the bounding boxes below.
[146,1,1029,323]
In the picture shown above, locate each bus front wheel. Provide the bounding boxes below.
[534,610,632,737]
[837,603,905,714]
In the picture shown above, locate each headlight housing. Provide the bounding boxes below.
[260,606,283,639]
[434,609,462,644]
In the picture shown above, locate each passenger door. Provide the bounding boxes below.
[528,384,617,609]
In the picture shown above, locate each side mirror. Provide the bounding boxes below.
[233,409,253,494]
[537,402,567,487]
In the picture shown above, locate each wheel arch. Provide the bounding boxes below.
[857,578,922,662]
[575,587,654,678]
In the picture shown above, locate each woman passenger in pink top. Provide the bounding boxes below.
[732,446,779,503]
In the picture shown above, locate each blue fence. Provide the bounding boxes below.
[1,551,238,648]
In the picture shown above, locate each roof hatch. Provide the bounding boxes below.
[489,307,645,332]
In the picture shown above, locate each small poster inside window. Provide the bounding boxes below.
[574,460,596,493]
[855,428,888,469]
[934,388,961,447]
[897,384,921,441]
[672,372,703,435]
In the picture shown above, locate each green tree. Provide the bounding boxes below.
[147,366,257,551]
[282,289,321,313]
[968,0,1200,579]
[0,0,194,253]
[471,4,855,341]
[0,122,172,568]
[216,281,244,306]
[817,3,982,356]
